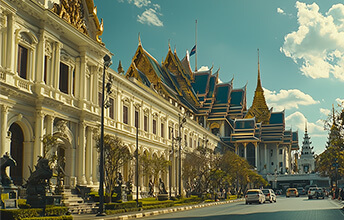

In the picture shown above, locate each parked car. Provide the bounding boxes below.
[286,188,299,197]
[315,188,325,199]
[245,189,266,204]
[262,189,277,203]
[297,187,306,195]
[275,189,282,195]
[308,187,318,199]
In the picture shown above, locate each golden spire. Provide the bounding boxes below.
[245,49,270,124]
[117,60,124,74]
[138,32,141,46]
[305,121,308,133]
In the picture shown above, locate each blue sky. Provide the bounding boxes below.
[94,0,344,155]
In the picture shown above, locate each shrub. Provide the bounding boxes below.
[105,201,141,210]
[0,206,69,220]
[21,216,73,220]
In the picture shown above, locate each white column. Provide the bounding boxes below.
[46,115,54,135]
[33,110,44,166]
[264,144,267,173]
[77,121,87,185]
[79,55,86,101]
[283,147,286,174]
[254,143,258,169]
[53,42,60,89]
[0,104,10,156]
[0,9,5,67]
[275,144,279,172]
[6,13,14,72]
[92,128,99,185]
[35,31,45,84]
[85,126,93,185]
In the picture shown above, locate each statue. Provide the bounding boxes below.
[148,179,154,196]
[0,152,16,186]
[158,178,167,194]
[25,156,53,208]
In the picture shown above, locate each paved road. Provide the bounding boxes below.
[143,196,344,220]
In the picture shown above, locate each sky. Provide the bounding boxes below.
[93,0,344,155]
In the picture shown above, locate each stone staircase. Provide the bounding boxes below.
[62,188,97,214]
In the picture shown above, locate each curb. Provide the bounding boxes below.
[86,198,245,220]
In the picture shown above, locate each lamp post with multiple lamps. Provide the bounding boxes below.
[97,54,112,216]
[178,114,186,197]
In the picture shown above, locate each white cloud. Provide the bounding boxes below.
[285,111,325,135]
[137,8,163,27]
[198,66,209,71]
[128,0,151,8]
[320,108,330,116]
[336,98,344,106]
[264,88,319,111]
[280,2,344,80]
[277,8,286,15]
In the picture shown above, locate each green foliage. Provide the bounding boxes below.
[0,207,69,220]
[21,216,73,220]
[139,152,169,187]
[94,134,132,202]
[105,201,141,210]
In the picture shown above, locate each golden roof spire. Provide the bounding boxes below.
[305,121,308,133]
[138,32,142,46]
[245,49,270,124]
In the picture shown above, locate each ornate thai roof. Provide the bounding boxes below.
[245,51,270,124]
[51,0,104,44]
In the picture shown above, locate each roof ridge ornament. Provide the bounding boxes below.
[138,32,142,46]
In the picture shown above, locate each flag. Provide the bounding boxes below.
[190,45,196,56]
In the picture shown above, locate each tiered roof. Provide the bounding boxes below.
[125,41,298,149]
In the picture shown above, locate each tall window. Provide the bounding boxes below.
[17,45,28,79]
[161,123,164,138]
[153,119,157,135]
[109,98,114,119]
[144,115,148,132]
[123,105,128,124]
[189,137,192,148]
[59,62,69,94]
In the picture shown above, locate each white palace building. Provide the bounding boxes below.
[0,0,298,198]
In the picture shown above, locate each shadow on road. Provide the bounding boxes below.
[148,208,344,220]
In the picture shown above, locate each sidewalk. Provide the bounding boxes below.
[72,198,245,220]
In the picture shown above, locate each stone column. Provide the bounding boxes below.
[283,147,286,174]
[244,143,247,159]
[254,143,258,169]
[0,104,10,156]
[264,144,267,173]
[6,13,14,72]
[33,110,44,166]
[85,126,93,185]
[46,115,54,135]
[92,128,99,185]
[77,121,87,185]
[53,42,61,89]
[36,31,45,84]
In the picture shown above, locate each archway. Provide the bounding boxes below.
[9,123,24,186]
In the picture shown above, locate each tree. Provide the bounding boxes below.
[140,152,169,195]
[95,134,132,202]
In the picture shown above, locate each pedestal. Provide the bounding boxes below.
[0,185,18,209]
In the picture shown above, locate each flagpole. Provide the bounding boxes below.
[195,19,198,72]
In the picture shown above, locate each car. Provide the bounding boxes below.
[245,189,266,204]
[275,189,282,195]
[297,187,306,195]
[286,188,299,197]
[315,188,325,199]
[308,187,318,199]
[262,189,277,203]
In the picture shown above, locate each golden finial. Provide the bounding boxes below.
[305,121,308,133]
[117,60,124,74]
[138,33,141,46]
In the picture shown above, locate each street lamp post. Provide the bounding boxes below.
[97,54,112,216]
[178,114,186,197]
[169,136,174,199]
[135,105,140,208]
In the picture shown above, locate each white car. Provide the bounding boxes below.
[245,189,266,204]
[262,189,277,203]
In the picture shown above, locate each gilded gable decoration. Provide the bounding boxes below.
[52,0,88,36]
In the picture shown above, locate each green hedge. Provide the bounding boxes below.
[105,201,142,210]
[142,200,174,208]
[21,216,73,220]
[174,196,202,205]
[1,207,69,220]
[105,208,140,215]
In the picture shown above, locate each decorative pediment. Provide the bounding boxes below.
[51,0,104,44]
